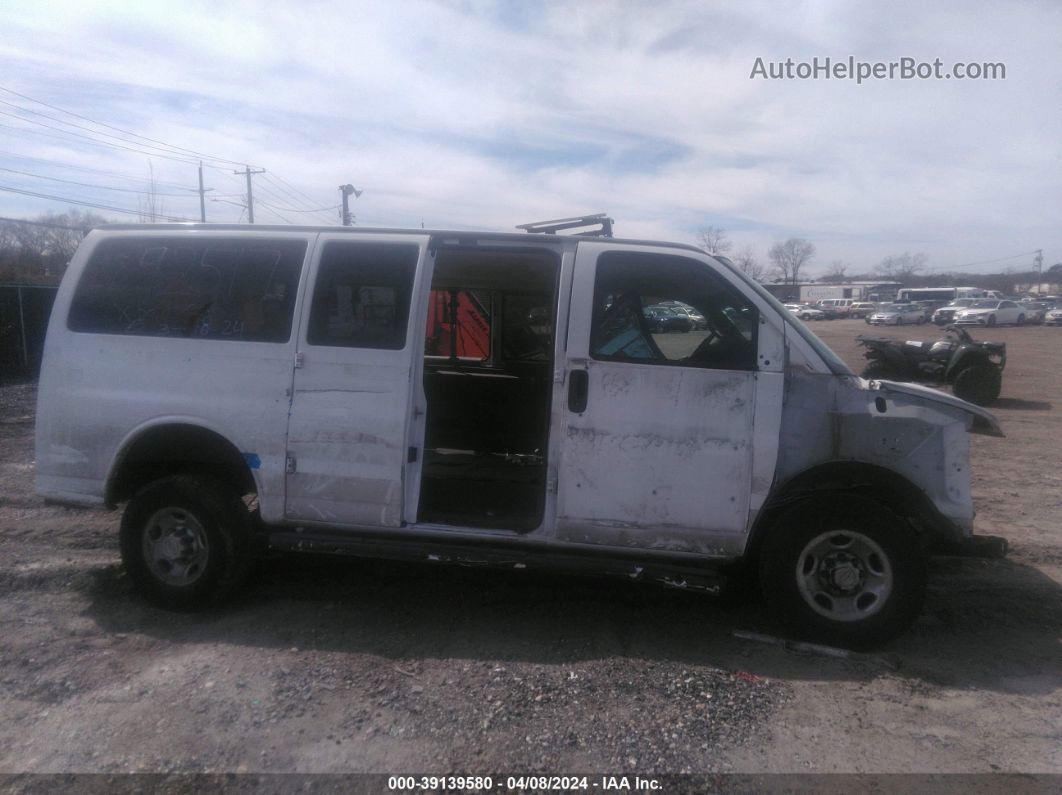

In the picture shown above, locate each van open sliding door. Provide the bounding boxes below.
[285,233,434,528]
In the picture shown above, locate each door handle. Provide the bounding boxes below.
[568,369,589,413]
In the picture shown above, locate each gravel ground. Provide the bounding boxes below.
[0,319,1059,776]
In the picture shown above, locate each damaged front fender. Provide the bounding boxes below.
[868,379,1004,437]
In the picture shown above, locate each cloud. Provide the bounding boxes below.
[0,0,1059,272]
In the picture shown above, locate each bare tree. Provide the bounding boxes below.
[697,225,732,255]
[876,252,927,282]
[819,260,849,282]
[768,238,815,284]
[731,246,765,281]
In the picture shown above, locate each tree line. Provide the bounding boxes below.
[695,225,1058,292]
[0,210,109,284]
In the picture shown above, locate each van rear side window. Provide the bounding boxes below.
[67,237,306,342]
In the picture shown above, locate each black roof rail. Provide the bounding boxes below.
[516,213,614,237]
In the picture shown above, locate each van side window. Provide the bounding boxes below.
[67,237,305,342]
[590,251,759,371]
[307,242,418,350]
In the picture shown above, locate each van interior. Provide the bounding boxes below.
[417,247,559,531]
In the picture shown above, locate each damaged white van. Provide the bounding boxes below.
[36,215,1007,648]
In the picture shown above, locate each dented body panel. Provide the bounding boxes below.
[36,223,1001,575]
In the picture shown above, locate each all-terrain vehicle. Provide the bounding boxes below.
[858,325,1006,406]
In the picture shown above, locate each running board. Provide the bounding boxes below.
[268,529,726,594]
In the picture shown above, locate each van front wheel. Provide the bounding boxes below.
[120,475,254,610]
[759,496,926,649]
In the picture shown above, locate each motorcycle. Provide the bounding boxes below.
[857,325,1006,406]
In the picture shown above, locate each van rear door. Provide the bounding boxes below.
[285,233,433,527]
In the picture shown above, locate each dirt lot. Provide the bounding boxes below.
[0,319,1059,776]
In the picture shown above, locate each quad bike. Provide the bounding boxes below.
[857,325,1006,406]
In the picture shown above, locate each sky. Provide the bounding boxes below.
[0,0,1059,276]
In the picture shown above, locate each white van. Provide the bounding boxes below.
[816,298,855,317]
[35,220,1006,648]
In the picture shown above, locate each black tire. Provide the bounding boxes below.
[861,360,902,380]
[759,496,927,650]
[952,364,1002,406]
[1016,314,1025,326]
[120,475,255,610]
[987,314,997,327]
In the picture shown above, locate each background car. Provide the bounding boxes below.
[1018,301,1052,324]
[932,298,979,325]
[954,299,1026,326]
[643,305,693,332]
[849,302,879,318]
[812,302,844,319]
[668,302,708,329]
[866,303,926,325]
[784,303,826,321]
[1044,306,1062,326]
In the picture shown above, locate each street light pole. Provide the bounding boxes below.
[339,184,363,226]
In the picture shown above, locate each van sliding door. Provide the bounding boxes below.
[285,233,433,528]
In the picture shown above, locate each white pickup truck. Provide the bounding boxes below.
[35,217,1006,648]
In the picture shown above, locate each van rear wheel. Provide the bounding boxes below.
[120,475,254,610]
[759,496,927,650]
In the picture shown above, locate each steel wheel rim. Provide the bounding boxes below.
[795,530,893,622]
[142,506,210,586]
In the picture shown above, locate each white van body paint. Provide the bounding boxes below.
[35,225,1001,565]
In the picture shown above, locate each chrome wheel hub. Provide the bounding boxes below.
[142,507,209,586]
[796,531,892,622]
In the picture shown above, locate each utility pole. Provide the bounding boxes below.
[235,165,266,223]
[339,184,363,226]
[1035,249,1043,296]
[197,162,214,223]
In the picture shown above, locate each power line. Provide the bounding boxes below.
[0,85,259,169]
[0,85,338,219]
[253,181,335,224]
[257,199,340,214]
[0,98,233,169]
[0,182,190,221]
[0,166,200,197]
[0,117,215,167]
[263,173,324,209]
[0,148,199,190]
[925,251,1041,272]
[259,174,336,223]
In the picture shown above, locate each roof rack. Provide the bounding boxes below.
[516,213,614,237]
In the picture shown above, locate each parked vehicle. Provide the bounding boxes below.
[1044,306,1062,326]
[849,302,879,319]
[858,325,1006,406]
[816,298,855,317]
[932,299,979,325]
[784,303,826,321]
[913,300,948,321]
[644,305,693,332]
[954,300,1026,326]
[1018,301,1052,324]
[35,218,1006,649]
[665,302,708,330]
[866,303,926,326]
